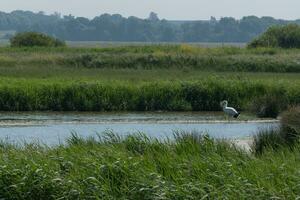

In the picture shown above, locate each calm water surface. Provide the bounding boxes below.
[0,112,278,145]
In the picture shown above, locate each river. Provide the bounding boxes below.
[0,112,278,146]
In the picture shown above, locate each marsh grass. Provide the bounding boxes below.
[0,45,300,72]
[252,127,284,154]
[0,45,298,113]
[0,79,297,112]
[0,132,300,199]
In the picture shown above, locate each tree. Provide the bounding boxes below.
[148,12,159,21]
[1,10,300,42]
[248,24,300,48]
[10,32,66,47]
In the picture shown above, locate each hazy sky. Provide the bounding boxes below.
[2,0,300,20]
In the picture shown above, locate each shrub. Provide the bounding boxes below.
[280,106,300,145]
[250,94,287,118]
[10,32,65,47]
[252,106,300,154]
[248,24,300,48]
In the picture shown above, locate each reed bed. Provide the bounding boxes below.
[0,132,299,199]
[0,79,298,113]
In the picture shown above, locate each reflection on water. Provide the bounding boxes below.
[0,112,278,146]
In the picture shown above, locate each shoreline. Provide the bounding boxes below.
[0,119,279,127]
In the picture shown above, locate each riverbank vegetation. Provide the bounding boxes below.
[0,131,299,199]
[0,75,299,115]
[0,79,299,116]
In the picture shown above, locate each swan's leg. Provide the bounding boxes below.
[225,114,229,121]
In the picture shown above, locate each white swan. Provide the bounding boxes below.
[220,100,240,118]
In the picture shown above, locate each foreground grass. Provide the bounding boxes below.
[0,132,299,199]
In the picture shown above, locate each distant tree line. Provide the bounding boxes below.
[0,10,300,42]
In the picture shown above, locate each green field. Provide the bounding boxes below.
[1,45,300,72]
[0,45,298,113]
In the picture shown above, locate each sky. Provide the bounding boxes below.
[1,0,300,20]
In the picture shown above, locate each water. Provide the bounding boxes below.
[0,40,247,48]
[66,41,246,48]
[0,112,278,146]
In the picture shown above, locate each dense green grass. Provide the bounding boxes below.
[0,78,298,112]
[1,45,300,82]
[1,45,300,72]
[0,132,300,199]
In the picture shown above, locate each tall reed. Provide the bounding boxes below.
[0,132,300,199]
[0,80,298,113]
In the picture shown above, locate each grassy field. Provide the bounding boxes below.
[0,45,300,72]
[0,45,299,114]
[0,44,299,199]
[0,132,299,199]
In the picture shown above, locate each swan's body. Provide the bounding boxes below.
[220,100,240,118]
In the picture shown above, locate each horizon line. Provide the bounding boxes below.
[1,9,299,21]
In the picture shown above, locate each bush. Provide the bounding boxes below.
[252,106,300,154]
[250,94,287,118]
[280,106,300,145]
[248,24,300,48]
[10,32,66,47]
